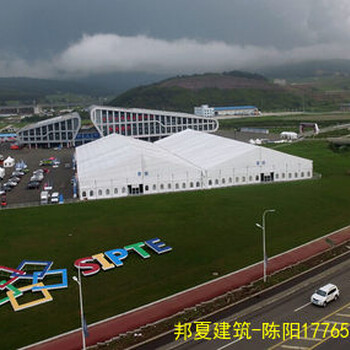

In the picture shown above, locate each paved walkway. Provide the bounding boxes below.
[23,226,350,350]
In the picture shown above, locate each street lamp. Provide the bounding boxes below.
[72,267,86,350]
[255,209,276,283]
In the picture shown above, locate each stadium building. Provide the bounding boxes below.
[16,112,81,148]
[90,105,219,141]
[76,129,313,200]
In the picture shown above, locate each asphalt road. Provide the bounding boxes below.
[140,255,350,350]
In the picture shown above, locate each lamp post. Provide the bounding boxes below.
[255,209,276,283]
[72,267,86,350]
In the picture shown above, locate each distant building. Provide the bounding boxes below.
[194,104,260,118]
[194,105,215,118]
[16,112,81,148]
[90,105,219,141]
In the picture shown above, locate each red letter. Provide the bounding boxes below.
[74,257,100,277]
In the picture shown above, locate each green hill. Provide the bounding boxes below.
[109,71,326,113]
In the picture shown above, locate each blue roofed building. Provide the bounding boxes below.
[194,104,261,118]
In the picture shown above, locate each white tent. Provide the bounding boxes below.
[156,130,313,186]
[76,133,202,200]
[3,156,15,168]
[76,130,313,200]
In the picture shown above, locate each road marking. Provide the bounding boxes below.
[336,313,350,317]
[269,301,350,350]
[216,338,243,350]
[299,337,322,341]
[294,302,311,312]
[281,345,308,349]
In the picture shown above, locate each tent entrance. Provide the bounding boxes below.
[127,184,144,195]
[260,172,274,182]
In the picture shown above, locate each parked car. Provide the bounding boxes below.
[9,176,20,183]
[43,183,53,191]
[27,181,41,189]
[2,184,12,192]
[12,171,25,177]
[30,174,43,182]
[5,180,17,187]
[1,194,7,207]
[51,192,59,203]
[311,283,340,307]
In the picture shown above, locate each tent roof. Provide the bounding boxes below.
[76,133,201,179]
[156,129,259,168]
[156,129,311,168]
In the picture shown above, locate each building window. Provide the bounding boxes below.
[106,189,110,195]
[288,173,292,178]
[215,179,219,185]
[256,175,259,181]
[249,176,253,182]
[276,174,279,179]
[82,191,87,197]
[236,177,239,183]
[228,177,232,183]
[295,172,298,178]
[122,187,126,193]
[222,178,226,184]
[168,183,171,189]
[301,172,304,178]
[89,190,94,197]
[160,184,164,190]
[242,177,246,182]
[98,189,102,196]
[175,183,179,189]
[182,183,186,189]
[153,184,156,190]
[307,171,311,177]
[196,181,200,187]
[190,182,194,188]
[114,188,118,194]
[208,179,212,186]
[282,173,285,179]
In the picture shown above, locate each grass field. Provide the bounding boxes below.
[1,140,350,349]
[218,113,350,130]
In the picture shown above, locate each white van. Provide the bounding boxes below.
[40,191,49,205]
[311,283,340,307]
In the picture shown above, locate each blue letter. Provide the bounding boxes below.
[145,238,172,254]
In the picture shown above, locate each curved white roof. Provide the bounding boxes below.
[156,129,311,168]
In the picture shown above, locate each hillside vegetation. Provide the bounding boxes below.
[110,70,347,113]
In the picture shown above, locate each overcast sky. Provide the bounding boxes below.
[1,0,350,78]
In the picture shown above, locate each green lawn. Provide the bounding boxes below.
[1,140,350,349]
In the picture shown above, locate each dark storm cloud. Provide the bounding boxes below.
[1,0,350,77]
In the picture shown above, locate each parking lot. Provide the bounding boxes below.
[0,143,75,207]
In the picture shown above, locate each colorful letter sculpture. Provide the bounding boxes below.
[7,283,53,312]
[74,238,173,277]
[0,266,26,290]
[0,261,68,312]
[1,237,172,312]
